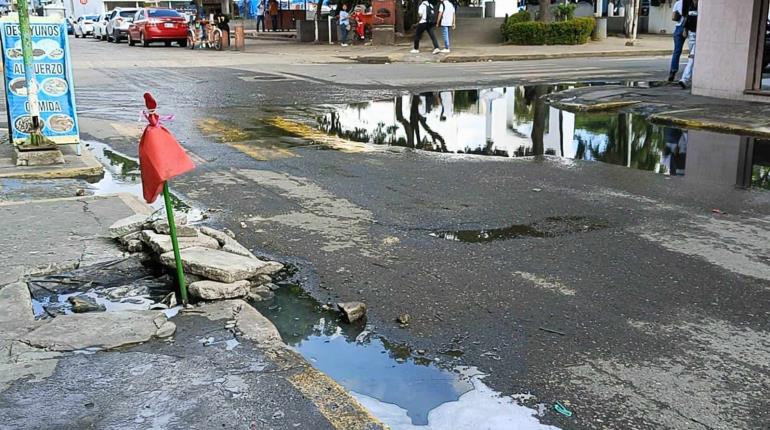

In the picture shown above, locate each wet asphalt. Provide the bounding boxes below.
[22,39,770,429]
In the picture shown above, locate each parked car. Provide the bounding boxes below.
[106,7,138,43]
[127,8,188,47]
[92,12,111,40]
[66,17,74,35]
[73,15,98,38]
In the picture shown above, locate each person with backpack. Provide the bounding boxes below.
[678,0,698,89]
[411,0,440,54]
[436,0,455,53]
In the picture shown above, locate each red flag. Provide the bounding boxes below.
[139,93,195,203]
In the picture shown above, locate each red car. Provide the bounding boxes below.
[127,8,188,47]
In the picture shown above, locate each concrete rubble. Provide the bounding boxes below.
[337,301,367,323]
[109,213,284,300]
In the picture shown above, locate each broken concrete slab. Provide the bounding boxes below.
[189,280,250,300]
[151,219,197,237]
[199,226,255,258]
[0,282,38,339]
[159,247,282,283]
[147,212,188,230]
[14,148,65,166]
[21,310,167,351]
[140,230,219,255]
[197,300,282,347]
[109,214,149,238]
[116,230,142,246]
[155,321,176,338]
[337,302,366,323]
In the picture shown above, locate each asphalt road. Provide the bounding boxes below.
[49,38,770,429]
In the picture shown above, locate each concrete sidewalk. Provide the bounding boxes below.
[0,194,384,430]
[547,84,770,138]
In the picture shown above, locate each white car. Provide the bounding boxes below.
[92,13,111,40]
[73,15,98,38]
[106,8,138,43]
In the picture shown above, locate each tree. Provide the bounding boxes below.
[538,0,551,22]
[624,0,641,46]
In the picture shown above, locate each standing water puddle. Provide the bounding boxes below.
[316,85,770,190]
[253,284,559,429]
[430,215,607,243]
[85,140,204,221]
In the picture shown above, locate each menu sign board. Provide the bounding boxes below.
[0,16,79,144]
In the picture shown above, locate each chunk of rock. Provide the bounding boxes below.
[199,226,255,258]
[126,239,143,253]
[189,280,251,300]
[397,313,410,326]
[68,295,105,313]
[247,285,274,302]
[117,231,142,246]
[140,230,219,255]
[145,212,187,229]
[250,274,272,287]
[337,302,367,323]
[151,219,198,237]
[109,214,149,238]
[155,321,176,338]
[159,247,283,283]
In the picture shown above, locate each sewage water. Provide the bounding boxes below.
[316,85,770,190]
[430,216,607,243]
[253,283,559,430]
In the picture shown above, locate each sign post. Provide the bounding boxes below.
[1,15,80,149]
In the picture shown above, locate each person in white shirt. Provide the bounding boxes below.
[668,0,686,81]
[436,0,455,53]
[411,0,440,54]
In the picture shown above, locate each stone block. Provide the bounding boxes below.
[189,280,251,300]
[200,226,256,258]
[14,148,65,166]
[372,26,395,45]
[159,247,280,283]
[337,301,366,323]
[140,230,219,255]
[151,219,197,237]
[109,214,149,238]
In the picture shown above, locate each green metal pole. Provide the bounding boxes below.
[16,0,43,146]
[163,182,188,305]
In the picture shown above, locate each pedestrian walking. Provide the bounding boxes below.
[678,0,698,89]
[436,0,455,53]
[668,0,686,81]
[268,0,279,31]
[411,0,440,54]
[338,4,350,46]
[256,0,266,32]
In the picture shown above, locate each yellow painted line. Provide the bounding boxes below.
[287,364,388,430]
[267,117,378,154]
[228,142,297,161]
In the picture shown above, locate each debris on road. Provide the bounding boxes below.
[397,313,410,326]
[189,280,251,300]
[554,401,573,417]
[68,295,105,313]
[337,301,367,323]
[539,326,566,336]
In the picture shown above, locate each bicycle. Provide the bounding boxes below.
[187,19,223,50]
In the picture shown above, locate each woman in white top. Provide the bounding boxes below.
[436,0,455,53]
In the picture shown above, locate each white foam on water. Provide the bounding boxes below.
[352,372,559,430]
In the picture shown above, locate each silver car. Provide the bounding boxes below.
[106,8,138,43]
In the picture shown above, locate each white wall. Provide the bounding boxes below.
[648,2,675,34]
[63,0,105,17]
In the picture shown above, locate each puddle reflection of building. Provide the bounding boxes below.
[684,131,766,189]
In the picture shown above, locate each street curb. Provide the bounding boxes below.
[351,48,676,64]
[0,147,104,180]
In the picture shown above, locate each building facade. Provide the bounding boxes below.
[692,0,770,101]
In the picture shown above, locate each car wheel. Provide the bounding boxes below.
[128,33,136,46]
[107,31,113,42]
[164,41,171,47]
[74,33,80,38]
[113,30,120,43]
[186,33,194,49]
[141,32,149,47]
[178,39,187,48]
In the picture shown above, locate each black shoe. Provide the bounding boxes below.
[668,71,676,82]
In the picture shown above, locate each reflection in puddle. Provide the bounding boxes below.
[86,140,204,221]
[253,284,557,429]
[430,216,607,243]
[317,86,770,190]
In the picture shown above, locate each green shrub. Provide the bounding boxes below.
[509,10,531,24]
[502,17,595,45]
[554,3,577,21]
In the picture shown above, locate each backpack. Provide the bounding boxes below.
[423,1,436,24]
